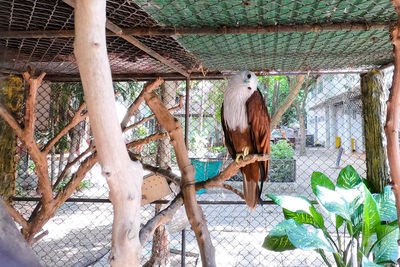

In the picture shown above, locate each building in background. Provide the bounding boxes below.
[306,74,364,153]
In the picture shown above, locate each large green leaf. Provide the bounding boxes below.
[311,172,335,195]
[283,208,317,226]
[373,185,398,222]
[361,255,383,267]
[263,220,296,251]
[373,225,399,264]
[316,185,364,221]
[285,219,335,253]
[337,165,362,189]
[362,185,381,252]
[268,194,324,228]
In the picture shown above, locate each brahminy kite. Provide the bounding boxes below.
[221,71,271,210]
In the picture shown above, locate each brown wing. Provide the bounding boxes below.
[246,89,271,182]
[221,103,236,159]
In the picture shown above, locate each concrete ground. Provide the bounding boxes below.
[25,147,365,267]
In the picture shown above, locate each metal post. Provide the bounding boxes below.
[184,77,190,147]
[181,229,186,267]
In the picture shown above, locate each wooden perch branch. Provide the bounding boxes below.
[386,0,400,231]
[43,103,87,154]
[144,91,216,267]
[139,194,184,245]
[121,78,163,129]
[221,184,244,200]
[22,72,46,134]
[126,132,168,150]
[142,164,181,186]
[124,94,183,133]
[195,155,270,191]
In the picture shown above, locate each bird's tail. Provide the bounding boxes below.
[241,163,260,211]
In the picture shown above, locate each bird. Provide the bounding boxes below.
[221,71,271,210]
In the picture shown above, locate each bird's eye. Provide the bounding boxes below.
[247,74,251,79]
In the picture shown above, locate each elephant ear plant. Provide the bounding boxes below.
[263,165,399,267]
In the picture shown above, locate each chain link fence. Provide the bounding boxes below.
[5,69,394,266]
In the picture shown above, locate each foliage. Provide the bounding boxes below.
[211,146,226,153]
[54,178,93,192]
[264,165,399,267]
[271,140,294,159]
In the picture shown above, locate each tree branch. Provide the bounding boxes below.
[126,132,168,150]
[22,72,46,135]
[43,103,88,154]
[142,164,181,186]
[121,78,164,129]
[195,154,270,191]
[270,75,306,130]
[221,184,245,200]
[4,202,28,229]
[139,195,184,245]
[0,104,24,138]
[124,94,183,133]
[144,91,216,267]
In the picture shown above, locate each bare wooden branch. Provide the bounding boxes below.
[4,202,28,229]
[195,155,270,191]
[121,78,164,129]
[386,0,400,232]
[22,72,46,135]
[0,21,391,39]
[74,1,143,265]
[142,164,181,186]
[124,94,183,132]
[221,184,244,200]
[0,104,24,138]
[144,91,216,267]
[43,103,87,154]
[139,195,184,245]
[126,132,168,150]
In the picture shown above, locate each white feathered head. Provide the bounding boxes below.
[227,71,258,97]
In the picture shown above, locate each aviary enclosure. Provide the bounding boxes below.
[0,0,400,266]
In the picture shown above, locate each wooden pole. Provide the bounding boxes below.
[74,0,143,265]
[386,0,400,237]
[361,70,389,193]
[144,91,216,267]
[0,21,391,39]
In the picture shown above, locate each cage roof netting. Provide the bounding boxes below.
[0,0,397,79]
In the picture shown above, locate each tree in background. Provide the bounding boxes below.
[0,76,23,203]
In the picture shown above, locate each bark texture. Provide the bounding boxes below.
[361,70,389,193]
[74,1,143,265]
[0,76,23,203]
[144,91,216,267]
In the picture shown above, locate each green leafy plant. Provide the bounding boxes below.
[211,146,226,153]
[271,140,294,159]
[270,140,295,182]
[263,165,398,266]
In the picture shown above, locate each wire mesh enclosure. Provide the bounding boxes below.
[6,70,392,266]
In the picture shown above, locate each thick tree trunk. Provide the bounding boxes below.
[0,76,23,203]
[270,75,306,130]
[361,70,389,193]
[74,1,143,265]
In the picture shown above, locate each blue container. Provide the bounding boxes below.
[190,159,223,194]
